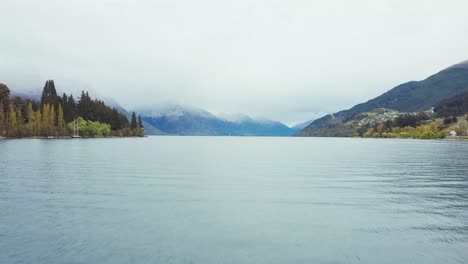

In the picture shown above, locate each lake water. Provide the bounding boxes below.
[1,137,467,263]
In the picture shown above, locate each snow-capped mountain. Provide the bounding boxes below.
[135,104,296,136]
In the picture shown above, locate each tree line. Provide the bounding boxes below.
[0,81,144,138]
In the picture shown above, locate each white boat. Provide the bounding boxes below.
[72,118,81,138]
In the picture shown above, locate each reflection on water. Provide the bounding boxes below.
[0,137,467,263]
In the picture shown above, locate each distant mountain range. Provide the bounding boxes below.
[10,89,301,136]
[297,59,468,136]
[135,104,298,136]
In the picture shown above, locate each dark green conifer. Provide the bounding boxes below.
[41,80,58,107]
[138,115,144,129]
[130,112,137,130]
[0,83,11,113]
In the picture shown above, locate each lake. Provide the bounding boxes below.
[1,137,467,263]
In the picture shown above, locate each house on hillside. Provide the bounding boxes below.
[450,130,457,137]
[424,108,435,115]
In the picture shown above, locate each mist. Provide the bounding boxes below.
[1,0,468,125]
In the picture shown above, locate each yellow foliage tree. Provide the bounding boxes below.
[8,103,17,136]
[35,110,42,135]
[49,105,55,127]
[58,103,64,128]
[27,102,35,135]
[42,104,50,135]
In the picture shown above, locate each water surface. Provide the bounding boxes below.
[1,137,467,263]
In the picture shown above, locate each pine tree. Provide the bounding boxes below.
[78,91,93,120]
[138,115,144,129]
[130,112,137,130]
[0,83,10,113]
[41,80,58,106]
[61,94,76,123]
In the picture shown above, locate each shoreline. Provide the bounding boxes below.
[0,136,146,140]
[1,135,465,141]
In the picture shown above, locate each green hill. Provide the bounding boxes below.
[297,60,468,137]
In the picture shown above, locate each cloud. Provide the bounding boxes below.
[1,0,468,124]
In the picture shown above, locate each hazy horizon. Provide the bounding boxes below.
[1,0,468,125]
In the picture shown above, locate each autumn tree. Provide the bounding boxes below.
[376,123,384,135]
[42,104,50,135]
[35,110,42,135]
[0,102,4,136]
[26,102,36,135]
[58,103,64,128]
[457,119,468,136]
[49,105,55,127]
[8,103,17,137]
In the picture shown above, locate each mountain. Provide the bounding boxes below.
[291,119,314,131]
[11,90,41,101]
[297,59,468,136]
[101,97,166,134]
[136,104,295,136]
[434,91,468,118]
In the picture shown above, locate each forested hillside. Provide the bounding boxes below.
[0,81,144,138]
[297,60,468,136]
[434,92,468,118]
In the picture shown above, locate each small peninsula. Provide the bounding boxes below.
[0,81,144,139]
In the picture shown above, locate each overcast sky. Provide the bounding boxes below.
[1,0,468,125]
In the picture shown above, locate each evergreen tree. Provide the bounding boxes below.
[41,80,58,106]
[131,112,137,130]
[62,93,76,122]
[78,91,93,120]
[138,115,144,129]
[0,83,11,113]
